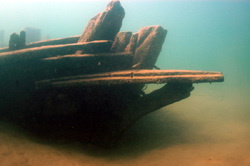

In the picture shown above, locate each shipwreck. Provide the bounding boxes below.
[0,0,224,147]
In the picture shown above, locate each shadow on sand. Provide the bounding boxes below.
[0,105,207,160]
[35,107,205,159]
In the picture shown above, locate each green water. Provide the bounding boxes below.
[0,0,250,165]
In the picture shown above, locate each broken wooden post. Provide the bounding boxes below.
[78,0,125,42]
[110,31,132,52]
[125,33,138,54]
[19,30,26,48]
[132,25,167,69]
[9,33,20,50]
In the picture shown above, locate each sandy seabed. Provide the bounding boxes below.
[0,84,250,166]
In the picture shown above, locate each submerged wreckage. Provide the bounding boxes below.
[0,0,223,147]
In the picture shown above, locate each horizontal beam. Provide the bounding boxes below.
[0,36,81,54]
[27,35,80,48]
[0,40,113,65]
[36,69,224,89]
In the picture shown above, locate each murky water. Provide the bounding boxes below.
[0,0,250,166]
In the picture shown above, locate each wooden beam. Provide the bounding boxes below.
[0,36,81,53]
[0,40,113,65]
[118,83,194,133]
[0,47,9,53]
[35,69,224,89]
[27,35,80,48]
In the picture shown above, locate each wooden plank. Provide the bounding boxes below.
[0,40,113,65]
[0,47,8,53]
[0,36,81,54]
[36,69,224,89]
[27,35,80,48]
[0,52,133,100]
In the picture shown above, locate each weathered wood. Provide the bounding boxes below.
[35,69,224,89]
[118,83,194,134]
[132,25,167,69]
[78,0,125,42]
[0,36,81,54]
[9,33,20,50]
[0,52,133,94]
[35,52,133,79]
[0,47,8,53]
[27,35,80,48]
[125,33,138,53]
[16,82,195,148]
[0,0,225,148]
[0,40,113,64]
[110,31,132,52]
[0,51,133,116]
[0,51,133,81]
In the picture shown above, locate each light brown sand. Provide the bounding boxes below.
[0,84,250,166]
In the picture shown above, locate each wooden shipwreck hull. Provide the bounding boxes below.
[0,0,224,147]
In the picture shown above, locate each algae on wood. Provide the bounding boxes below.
[0,0,225,148]
[0,40,113,64]
[36,70,224,89]
[78,0,125,42]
